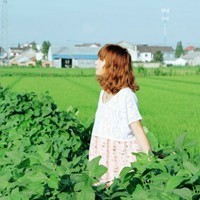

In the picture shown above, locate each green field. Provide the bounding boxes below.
[0,66,200,152]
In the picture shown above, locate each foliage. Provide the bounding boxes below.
[31,41,37,51]
[136,65,147,76]
[153,51,164,62]
[36,60,42,66]
[0,87,91,199]
[69,131,200,200]
[0,87,199,199]
[42,41,51,59]
[79,133,200,200]
[175,41,184,58]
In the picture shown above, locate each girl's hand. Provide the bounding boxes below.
[130,120,152,154]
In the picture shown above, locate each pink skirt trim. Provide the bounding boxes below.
[89,135,141,183]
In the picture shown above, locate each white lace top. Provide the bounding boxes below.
[91,87,142,141]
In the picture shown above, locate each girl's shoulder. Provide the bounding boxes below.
[120,87,138,102]
[119,87,137,97]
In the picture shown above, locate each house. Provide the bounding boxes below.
[137,45,175,62]
[0,47,7,59]
[117,41,138,61]
[181,51,200,66]
[75,43,101,47]
[9,48,37,66]
[8,46,30,57]
[164,58,187,66]
[137,45,152,62]
[48,46,101,68]
[150,46,175,60]
[184,45,196,52]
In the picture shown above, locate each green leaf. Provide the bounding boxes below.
[5,150,21,163]
[175,133,186,149]
[57,193,76,200]
[9,187,23,200]
[74,181,85,192]
[165,176,186,191]
[0,113,6,124]
[17,158,30,169]
[146,131,159,151]
[0,175,9,190]
[47,174,59,189]
[42,106,52,117]
[27,171,47,183]
[173,188,192,199]
[183,161,199,175]
[87,156,107,178]
[111,191,129,199]
[119,166,132,178]
[76,187,95,200]
[25,182,44,196]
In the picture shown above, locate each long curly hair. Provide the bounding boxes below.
[97,44,139,94]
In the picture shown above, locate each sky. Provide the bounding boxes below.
[2,0,200,48]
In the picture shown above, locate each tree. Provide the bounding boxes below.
[175,41,184,58]
[41,41,51,59]
[153,51,163,62]
[31,41,37,51]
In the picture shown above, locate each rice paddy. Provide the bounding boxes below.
[0,66,199,152]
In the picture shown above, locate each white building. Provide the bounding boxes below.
[137,45,175,62]
[117,41,138,61]
[164,58,187,66]
[181,51,200,66]
[48,46,100,68]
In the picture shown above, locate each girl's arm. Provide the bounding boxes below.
[130,120,151,154]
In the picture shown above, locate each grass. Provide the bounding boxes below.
[0,66,199,153]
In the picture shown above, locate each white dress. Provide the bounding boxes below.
[89,87,142,183]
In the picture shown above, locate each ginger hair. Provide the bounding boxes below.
[97,44,139,94]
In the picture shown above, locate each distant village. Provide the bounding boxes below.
[0,40,200,68]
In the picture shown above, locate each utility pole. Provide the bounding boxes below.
[161,8,170,46]
[0,0,8,65]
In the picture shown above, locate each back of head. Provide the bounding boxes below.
[97,44,139,94]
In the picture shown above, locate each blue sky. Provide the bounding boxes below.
[4,0,200,47]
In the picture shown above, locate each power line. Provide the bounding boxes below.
[0,0,8,64]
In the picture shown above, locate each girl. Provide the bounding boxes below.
[89,44,151,185]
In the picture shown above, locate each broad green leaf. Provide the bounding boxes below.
[111,191,129,199]
[173,188,192,199]
[47,174,59,189]
[119,166,132,178]
[175,133,186,149]
[17,158,30,169]
[27,171,47,183]
[183,161,199,175]
[0,113,6,124]
[25,182,44,196]
[74,181,85,192]
[88,156,107,178]
[0,175,9,190]
[5,150,21,163]
[57,193,76,200]
[42,106,52,117]
[76,187,95,200]
[146,131,159,151]
[186,173,199,184]
[9,187,23,200]
[165,176,186,191]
